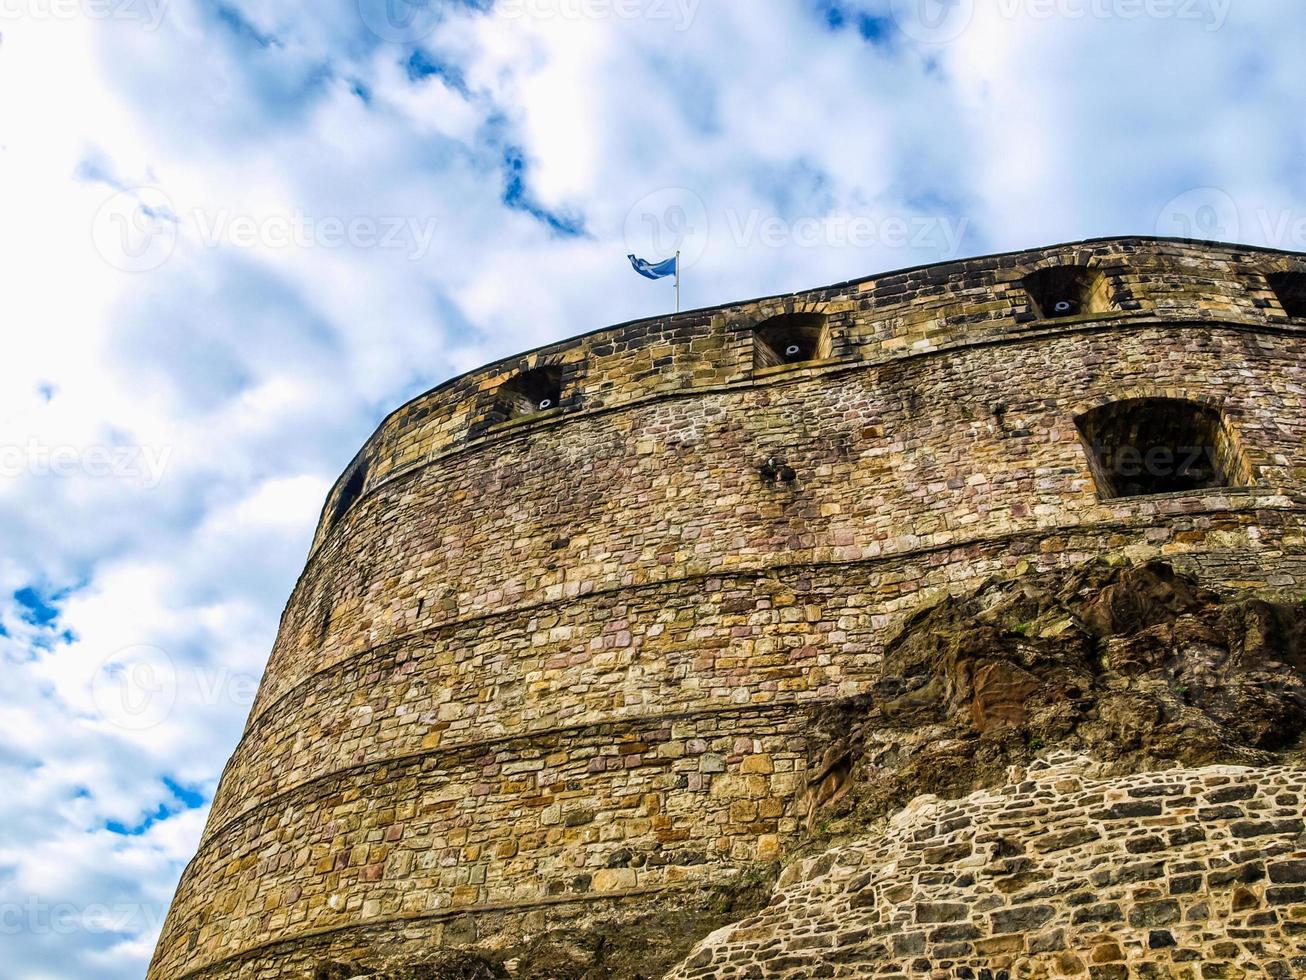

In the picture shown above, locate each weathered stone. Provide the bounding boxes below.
[667,757,1306,979]
[991,906,1055,933]
[148,239,1306,980]
[1269,861,1306,884]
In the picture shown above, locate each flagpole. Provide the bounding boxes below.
[675,250,681,313]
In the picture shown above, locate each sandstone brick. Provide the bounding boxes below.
[150,239,1306,980]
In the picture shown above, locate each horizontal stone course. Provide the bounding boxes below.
[257,321,1306,721]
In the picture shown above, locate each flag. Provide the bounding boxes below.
[627,254,678,280]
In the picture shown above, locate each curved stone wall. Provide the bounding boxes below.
[149,238,1306,980]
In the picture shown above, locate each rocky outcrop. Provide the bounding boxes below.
[313,953,508,980]
[803,559,1306,837]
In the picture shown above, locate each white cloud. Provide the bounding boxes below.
[1,1,1305,976]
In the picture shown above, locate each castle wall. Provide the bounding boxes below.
[149,239,1306,979]
[666,756,1306,978]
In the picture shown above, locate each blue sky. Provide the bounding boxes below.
[0,0,1304,976]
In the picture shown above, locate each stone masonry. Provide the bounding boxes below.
[148,237,1306,979]
[667,754,1306,979]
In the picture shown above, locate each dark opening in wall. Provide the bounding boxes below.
[1022,266,1110,319]
[1267,271,1306,319]
[330,462,368,528]
[753,313,831,370]
[1075,398,1249,499]
[497,365,562,421]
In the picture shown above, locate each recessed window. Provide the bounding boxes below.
[753,313,831,370]
[1075,398,1249,499]
[496,366,562,421]
[330,462,367,527]
[1022,266,1109,319]
[1267,272,1306,319]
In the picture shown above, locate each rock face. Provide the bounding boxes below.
[667,755,1306,978]
[313,953,508,980]
[802,559,1306,835]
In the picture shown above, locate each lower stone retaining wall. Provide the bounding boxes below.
[169,890,732,980]
[667,754,1306,979]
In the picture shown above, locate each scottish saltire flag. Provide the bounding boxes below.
[628,254,678,280]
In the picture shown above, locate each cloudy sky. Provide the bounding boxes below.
[0,0,1303,976]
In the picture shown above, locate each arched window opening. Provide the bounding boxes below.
[1267,271,1306,319]
[330,462,368,528]
[753,313,831,370]
[496,365,562,421]
[1075,398,1249,499]
[1022,266,1110,320]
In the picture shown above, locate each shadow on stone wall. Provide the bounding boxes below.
[805,558,1306,838]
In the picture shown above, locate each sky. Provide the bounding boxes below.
[0,0,1304,976]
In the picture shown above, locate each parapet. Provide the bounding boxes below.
[310,236,1306,558]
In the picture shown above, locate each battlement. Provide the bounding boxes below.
[311,236,1306,557]
[149,238,1306,980]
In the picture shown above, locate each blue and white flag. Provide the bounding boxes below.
[627,254,678,280]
